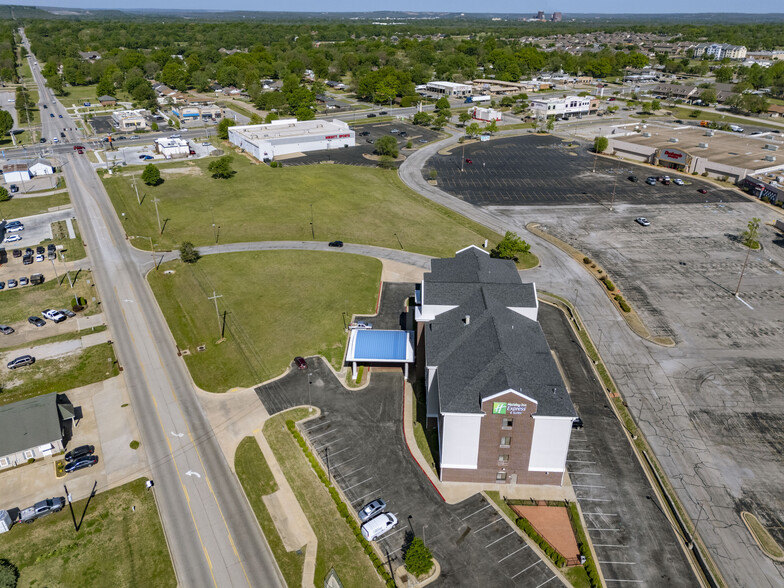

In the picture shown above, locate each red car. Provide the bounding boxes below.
[698,188,708,194]
[294,356,308,370]
[465,158,472,164]
[73,145,84,150]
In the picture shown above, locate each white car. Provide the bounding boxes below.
[35,254,44,262]
[673,178,684,186]
[4,234,21,243]
[42,309,66,323]
[6,225,24,232]
[635,217,651,227]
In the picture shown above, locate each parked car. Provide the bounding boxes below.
[19,277,29,286]
[0,282,4,290]
[202,142,211,146]
[328,240,344,247]
[0,325,14,335]
[6,224,24,232]
[35,254,44,262]
[47,243,56,252]
[7,279,17,288]
[465,158,472,164]
[9,184,18,193]
[349,321,373,330]
[698,188,708,194]
[7,355,35,369]
[635,217,651,226]
[64,445,95,462]
[358,499,387,523]
[64,455,98,473]
[628,175,638,182]
[572,417,584,429]
[390,129,400,134]
[673,178,684,185]
[359,131,370,136]
[36,246,44,254]
[12,248,22,257]
[294,356,308,370]
[42,309,66,323]
[28,316,45,327]
[361,513,398,541]
[646,177,657,185]
[59,308,76,318]
[4,234,21,243]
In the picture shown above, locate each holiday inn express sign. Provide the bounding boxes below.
[493,402,528,415]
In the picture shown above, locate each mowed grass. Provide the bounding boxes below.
[671,107,782,129]
[264,408,381,587]
[0,478,175,588]
[0,270,98,325]
[2,192,70,218]
[148,251,381,392]
[235,436,305,588]
[103,156,500,257]
[50,218,87,261]
[0,324,107,352]
[0,343,119,406]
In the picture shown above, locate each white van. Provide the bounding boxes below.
[729,124,744,133]
[361,513,398,541]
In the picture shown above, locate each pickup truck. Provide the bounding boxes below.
[18,497,65,524]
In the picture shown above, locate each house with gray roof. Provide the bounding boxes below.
[416,246,577,485]
[0,393,73,469]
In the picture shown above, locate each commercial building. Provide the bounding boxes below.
[531,95,599,119]
[2,159,54,183]
[171,104,223,121]
[415,246,577,486]
[425,81,473,98]
[228,119,355,162]
[0,393,74,469]
[605,124,784,183]
[154,137,190,158]
[111,109,148,131]
[470,106,503,122]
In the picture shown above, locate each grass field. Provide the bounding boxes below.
[0,342,119,406]
[235,436,305,588]
[1,192,71,218]
[50,218,87,261]
[263,408,381,588]
[103,156,500,257]
[0,324,107,353]
[0,269,99,325]
[0,478,175,587]
[671,107,783,129]
[148,251,381,392]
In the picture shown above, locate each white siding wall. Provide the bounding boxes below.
[440,413,482,469]
[426,367,439,418]
[528,416,573,472]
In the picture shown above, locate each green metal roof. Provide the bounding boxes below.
[0,393,63,457]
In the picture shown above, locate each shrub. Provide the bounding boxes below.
[600,276,615,291]
[590,263,596,268]
[179,242,201,264]
[583,257,591,264]
[129,440,140,450]
[27,458,35,465]
[355,365,364,384]
[0,558,19,588]
[597,269,603,274]
[404,537,434,577]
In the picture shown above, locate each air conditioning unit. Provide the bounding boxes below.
[705,130,715,136]
[669,137,679,143]
[698,142,709,148]
[763,144,779,151]
[763,155,777,162]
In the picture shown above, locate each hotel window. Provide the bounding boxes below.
[24,450,34,460]
[502,418,513,429]
[500,436,511,448]
[498,455,510,465]
[0,457,8,468]
[496,472,507,482]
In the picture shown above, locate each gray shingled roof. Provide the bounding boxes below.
[424,249,575,418]
[0,393,63,457]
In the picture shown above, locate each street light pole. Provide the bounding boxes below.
[49,257,59,281]
[308,372,312,413]
[734,245,752,297]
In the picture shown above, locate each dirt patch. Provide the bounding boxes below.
[511,504,580,561]
[159,166,203,177]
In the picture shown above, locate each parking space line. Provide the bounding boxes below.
[309,429,338,441]
[594,544,627,548]
[566,460,596,464]
[576,497,612,502]
[331,455,359,468]
[474,517,504,534]
[587,527,620,531]
[302,420,331,431]
[352,488,383,504]
[511,560,541,579]
[535,576,558,588]
[604,580,644,583]
[599,561,637,565]
[383,526,409,540]
[323,445,351,458]
[312,439,341,451]
[485,530,516,548]
[461,504,492,520]
[339,464,368,478]
[570,472,603,476]
[572,484,606,488]
[498,544,528,563]
[342,477,374,492]
[584,512,619,516]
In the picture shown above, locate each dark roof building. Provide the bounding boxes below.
[0,393,72,469]
[416,246,577,485]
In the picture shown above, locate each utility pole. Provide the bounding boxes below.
[152,197,162,234]
[208,291,223,341]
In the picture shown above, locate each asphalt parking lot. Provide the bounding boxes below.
[280,121,443,168]
[425,134,744,207]
[538,304,696,587]
[255,283,557,587]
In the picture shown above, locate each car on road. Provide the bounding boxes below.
[58,114,63,118]
[698,188,708,194]
[358,499,387,522]
[139,155,154,160]
[19,277,29,286]
[64,455,98,473]
[673,178,685,185]
[169,134,181,139]
[28,316,46,327]
[379,111,388,115]
[39,137,46,143]
[366,113,376,118]
[7,279,17,288]
[465,158,472,164]
[7,355,35,369]
[60,132,65,138]
[365,138,373,144]
[42,309,66,323]
[202,142,211,146]
[4,234,21,243]
[6,224,24,232]
[361,513,398,541]
[52,137,59,143]
[43,104,47,109]
[294,356,308,370]
[73,145,85,150]
[49,113,54,118]
[628,175,638,182]
[418,139,428,143]
[65,445,95,462]
[328,240,343,247]
[0,325,14,335]
[635,217,651,226]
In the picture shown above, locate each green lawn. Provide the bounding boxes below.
[263,409,381,588]
[0,342,119,406]
[148,251,381,392]
[0,270,99,325]
[50,218,87,261]
[671,106,782,129]
[0,192,71,218]
[235,436,305,588]
[103,156,500,257]
[0,478,175,587]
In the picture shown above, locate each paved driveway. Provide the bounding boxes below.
[425,135,743,207]
[256,364,558,587]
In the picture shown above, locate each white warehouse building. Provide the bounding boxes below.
[228,119,355,161]
[531,95,599,119]
[154,137,190,159]
[425,81,473,97]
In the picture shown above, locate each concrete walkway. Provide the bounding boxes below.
[1,324,109,363]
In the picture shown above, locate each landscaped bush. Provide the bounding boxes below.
[404,537,434,577]
[600,276,615,291]
[614,294,631,312]
[583,257,591,264]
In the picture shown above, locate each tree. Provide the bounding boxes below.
[699,88,717,105]
[459,111,472,126]
[141,163,162,186]
[593,136,608,153]
[0,558,19,588]
[404,537,434,577]
[714,66,734,84]
[491,231,531,262]
[412,112,433,126]
[435,96,450,111]
[179,242,201,264]
[374,135,398,158]
[95,75,115,99]
[465,122,480,137]
[0,187,9,202]
[217,118,236,140]
[741,217,761,249]
[485,120,498,134]
[432,114,448,130]
[0,109,12,138]
[295,106,316,121]
[650,99,661,111]
[208,156,235,179]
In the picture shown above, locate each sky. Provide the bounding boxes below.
[8,1,784,15]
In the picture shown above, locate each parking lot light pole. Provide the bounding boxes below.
[308,373,312,413]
